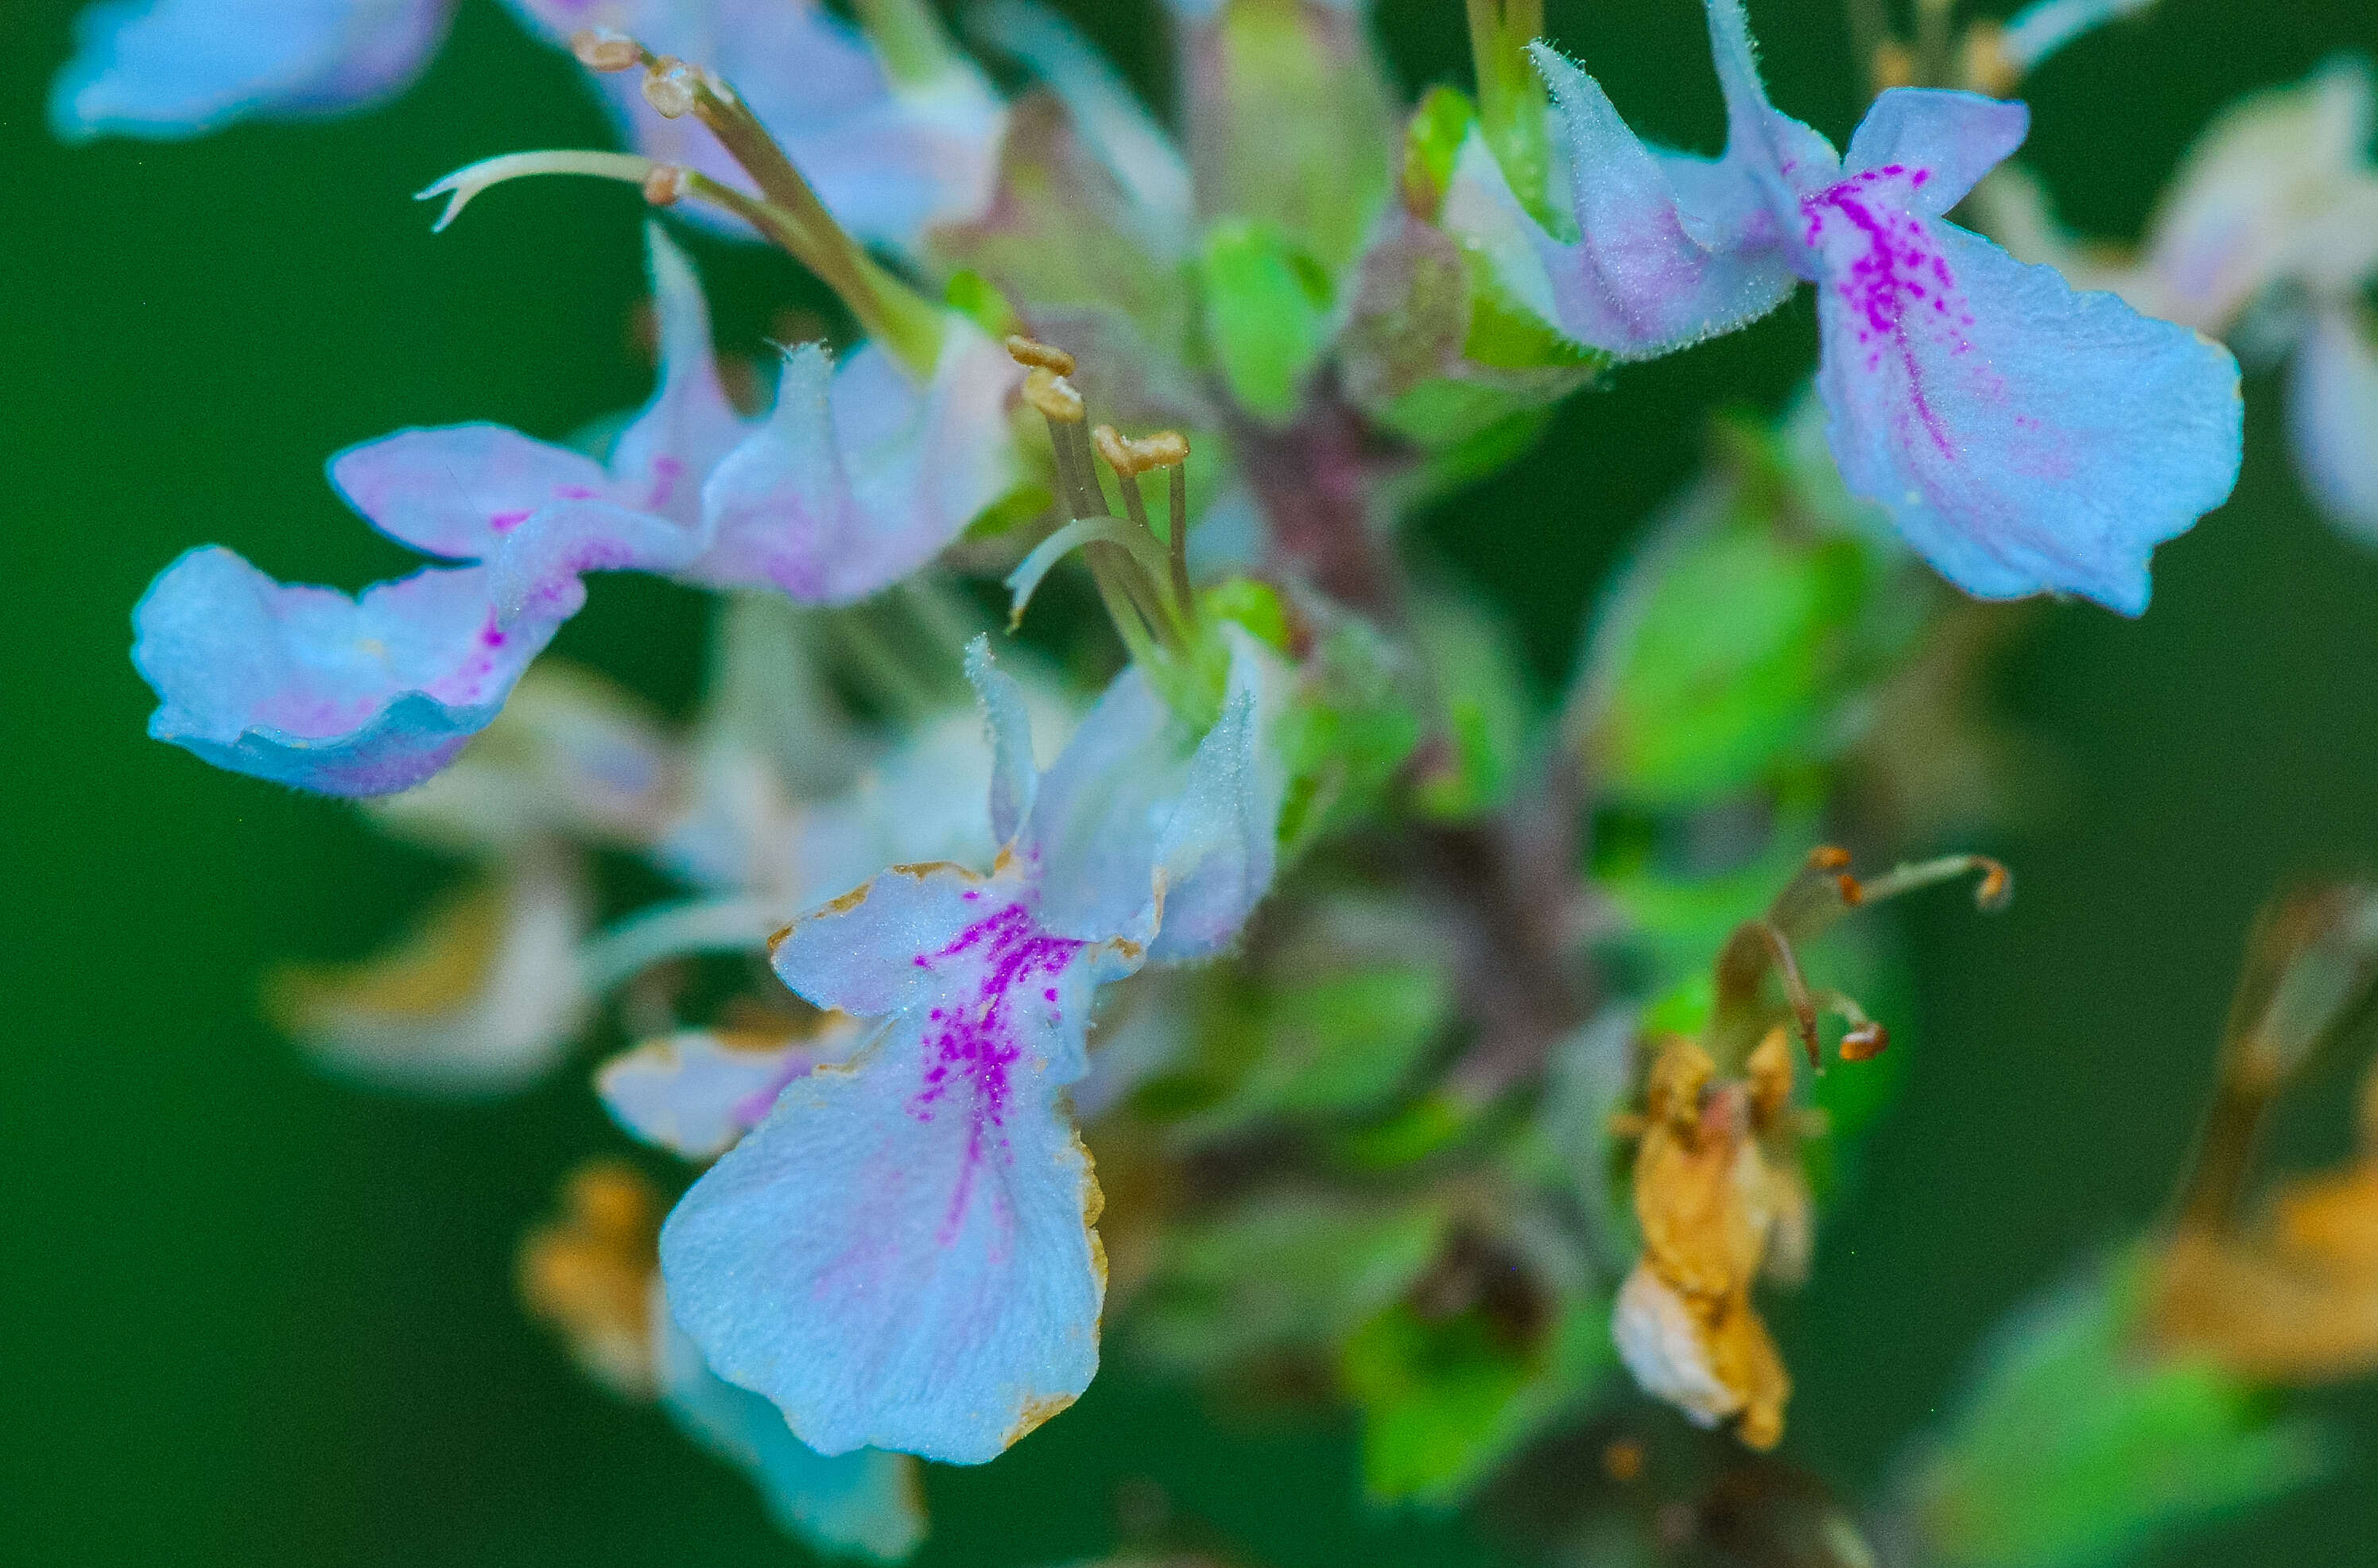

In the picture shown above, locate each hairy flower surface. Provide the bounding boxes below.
[660,632,1286,1463]
[1461,0,2242,613]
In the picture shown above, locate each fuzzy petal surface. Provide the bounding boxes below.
[134,549,552,795]
[691,323,1020,604]
[1807,200,2240,612]
[331,230,740,618]
[652,1284,927,1560]
[664,859,1128,1462]
[1521,41,1798,357]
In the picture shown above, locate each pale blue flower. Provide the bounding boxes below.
[599,1018,865,1161]
[134,230,1019,797]
[1459,0,2243,614]
[49,0,452,140]
[658,632,1286,1463]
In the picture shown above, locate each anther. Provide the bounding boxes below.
[1022,367,1084,423]
[1004,335,1076,375]
[641,164,689,208]
[1134,430,1190,469]
[1839,1023,1889,1062]
[1973,859,2012,910]
[571,27,641,72]
[1837,873,1864,906]
[1092,425,1192,477]
[1092,424,1138,475]
[1808,845,1853,871]
[642,57,697,118]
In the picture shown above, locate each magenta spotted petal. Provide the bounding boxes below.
[1484,0,2240,611]
[659,635,1288,1461]
[660,860,1130,1463]
[133,549,552,796]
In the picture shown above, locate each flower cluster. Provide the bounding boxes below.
[68,0,2378,1561]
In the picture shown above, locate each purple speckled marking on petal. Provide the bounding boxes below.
[555,484,599,501]
[1802,166,1976,456]
[488,509,531,532]
[907,902,1084,1239]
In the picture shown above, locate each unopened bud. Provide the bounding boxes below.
[1961,22,2021,97]
[1872,40,1915,91]
[642,58,697,118]
[572,27,640,72]
[1004,334,1076,375]
[641,164,689,207]
[1022,366,1084,423]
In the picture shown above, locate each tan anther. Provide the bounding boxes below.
[571,27,641,72]
[1092,423,1137,474]
[1839,1022,1890,1062]
[1022,366,1084,423]
[1808,844,1853,871]
[1973,858,2012,910]
[1093,425,1193,478]
[641,164,689,208]
[642,57,697,118]
[1602,1438,1646,1484]
[1003,334,1076,375]
[1133,429,1190,469]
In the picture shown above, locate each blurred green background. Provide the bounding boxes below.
[8,0,2378,1562]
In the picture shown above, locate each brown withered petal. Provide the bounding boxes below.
[518,1161,665,1400]
[1611,1263,1790,1452]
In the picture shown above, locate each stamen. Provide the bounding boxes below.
[1007,341,1189,661]
[554,25,945,377]
[641,164,689,208]
[417,149,673,232]
[642,57,698,119]
[571,28,640,73]
[1022,367,1085,424]
[1004,335,1076,375]
[1092,426,1197,625]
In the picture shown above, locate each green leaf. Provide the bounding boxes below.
[1341,1291,1616,1506]
[1201,217,1332,423]
[1132,1194,1451,1374]
[1585,485,1876,811]
[1905,1250,2331,1568]
[1410,588,1538,821]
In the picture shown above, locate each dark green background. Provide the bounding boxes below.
[8,0,2378,1562]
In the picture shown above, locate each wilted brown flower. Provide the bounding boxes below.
[518,1160,666,1399]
